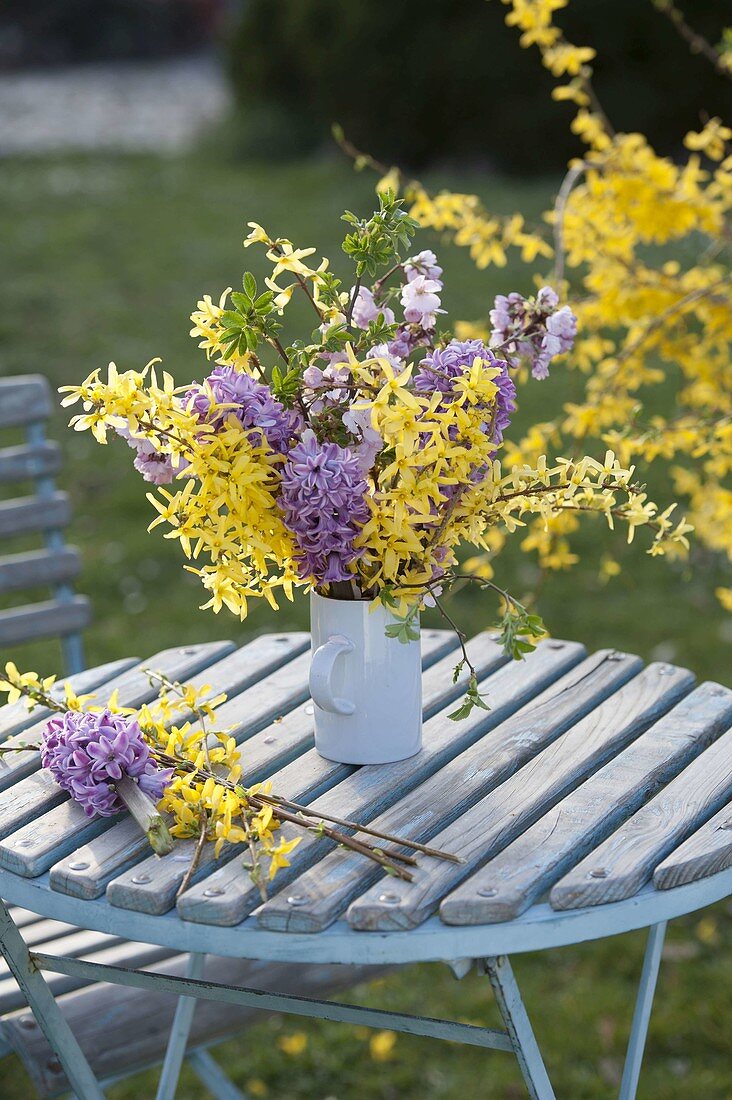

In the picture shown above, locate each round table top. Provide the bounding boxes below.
[0,630,730,966]
[0,864,730,966]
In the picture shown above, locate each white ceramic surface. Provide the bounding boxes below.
[309,591,422,764]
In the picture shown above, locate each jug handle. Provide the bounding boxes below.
[309,635,356,715]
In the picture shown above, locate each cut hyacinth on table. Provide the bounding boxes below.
[60,193,692,763]
[0,663,463,897]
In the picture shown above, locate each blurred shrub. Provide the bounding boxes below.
[0,0,223,70]
[226,0,729,172]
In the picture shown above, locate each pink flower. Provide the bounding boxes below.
[404,250,443,283]
[401,275,443,328]
[351,287,395,329]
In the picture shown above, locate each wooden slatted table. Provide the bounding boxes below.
[0,630,730,1100]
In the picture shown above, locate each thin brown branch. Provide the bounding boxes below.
[261,794,463,863]
[175,810,209,899]
[653,0,732,80]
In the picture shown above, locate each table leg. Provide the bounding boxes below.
[0,897,105,1100]
[189,1049,248,1100]
[481,956,557,1100]
[618,921,667,1100]
[156,952,207,1100]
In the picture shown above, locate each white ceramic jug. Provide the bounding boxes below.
[309,591,422,764]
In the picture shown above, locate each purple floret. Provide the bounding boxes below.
[41,710,172,818]
[490,286,577,380]
[186,365,303,454]
[115,426,176,485]
[414,339,516,445]
[279,435,370,584]
[131,438,177,484]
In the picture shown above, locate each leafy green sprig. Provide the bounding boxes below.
[341,191,419,278]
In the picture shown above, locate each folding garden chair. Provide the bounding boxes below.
[0,374,90,675]
[0,379,388,1096]
[0,906,387,1098]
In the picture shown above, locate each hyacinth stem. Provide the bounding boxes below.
[116,776,174,857]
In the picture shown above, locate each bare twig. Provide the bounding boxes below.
[176,810,209,898]
[653,0,732,80]
[262,794,464,863]
[552,162,587,284]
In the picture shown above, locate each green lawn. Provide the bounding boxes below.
[0,152,729,1098]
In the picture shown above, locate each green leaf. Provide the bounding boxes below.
[243,272,257,299]
[448,700,474,722]
[452,658,466,684]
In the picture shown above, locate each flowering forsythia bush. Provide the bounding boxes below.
[355,0,731,606]
[61,195,690,714]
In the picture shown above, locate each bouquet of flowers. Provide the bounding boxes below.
[61,195,691,716]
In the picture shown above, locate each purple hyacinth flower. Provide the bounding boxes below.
[279,434,370,585]
[114,425,176,485]
[41,709,171,818]
[414,339,516,446]
[185,365,303,454]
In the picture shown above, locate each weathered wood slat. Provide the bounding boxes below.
[0,641,235,838]
[4,634,312,878]
[258,649,646,933]
[0,442,61,484]
[0,658,137,743]
[0,492,70,538]
[0,547,81,594]
[0,938,174,1016]
[0,595,91,646]
[653,800,732,890]
[267,649,645,936]
[105,632,490,917]
[0,800,119,878]
[0,442,61,486]
[0,376,52,429]
[3,956,391,1098]
[346,662,694,932]
[551,720,732,909]
[175,639,584,928]
[0,639,238,792]
[50,631,457,904]
[440,681,732,925]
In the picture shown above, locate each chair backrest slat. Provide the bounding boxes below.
[0,492,71,538]
[0,375,89,673]
[0,442,62,484]
[0,597,90,647]
[0,377,53,429]
[0,547,81,594]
